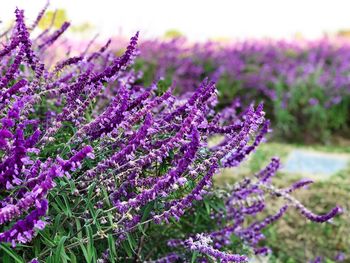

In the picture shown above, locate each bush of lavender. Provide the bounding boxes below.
[0,8,342,262]
[133,38,350,143]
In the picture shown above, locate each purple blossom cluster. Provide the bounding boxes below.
[131,37,350,141]
[0,6,342,262]
[165,157,341,261]
[138,37,350,105]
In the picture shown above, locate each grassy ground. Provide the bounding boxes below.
[214,141,350,263]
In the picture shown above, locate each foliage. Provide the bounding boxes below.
[133,38,350,143]
[216,142,350,262]
[0,6,342,263]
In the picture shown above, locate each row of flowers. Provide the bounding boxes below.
[0,7,342,262]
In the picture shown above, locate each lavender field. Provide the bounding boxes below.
[0,2,349,263]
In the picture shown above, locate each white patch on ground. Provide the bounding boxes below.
[249,256,270,263]
[283,149,350,179]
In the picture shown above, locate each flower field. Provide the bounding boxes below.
[134,38,350,143]
[0,6,348,263]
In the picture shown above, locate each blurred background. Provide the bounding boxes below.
[2,0,350,41]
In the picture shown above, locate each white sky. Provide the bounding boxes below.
[1,0,350,41]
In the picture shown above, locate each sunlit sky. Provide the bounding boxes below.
[1,0,350,41]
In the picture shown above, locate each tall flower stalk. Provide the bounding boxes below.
[0,7,341,262]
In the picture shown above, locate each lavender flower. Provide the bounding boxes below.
[0,7,342,263]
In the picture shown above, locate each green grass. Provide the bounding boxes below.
[216,141,350,184]
[214,141,350,263]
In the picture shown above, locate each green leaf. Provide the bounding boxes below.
[121,233,136,258]
[204,200,210,214]
[156,78,172,96]
[107,212,115,226]
[53,213,63,232]
[191,251,199,263]
[54,236,68,263]
[75,219,83,239]
[137,224,147,236]
[169,217,181,227]
[126,233,136,252]
[0,244,24,263]
[85,225,95,263]
[34,238,41,257]
[141,202,153,222]
[122,241,133,258]
[102,187,111,206]
[79,242,89,263]
[107,234,117,263]
[87,203,97,224]
[69,252,77,263]
[46,255,55,263]
[38,230,56,247]
[51,202,63,214]
[67,179,77,194]
[62,195,72,217]
[87,183,96,201]
[51,193,71,217]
